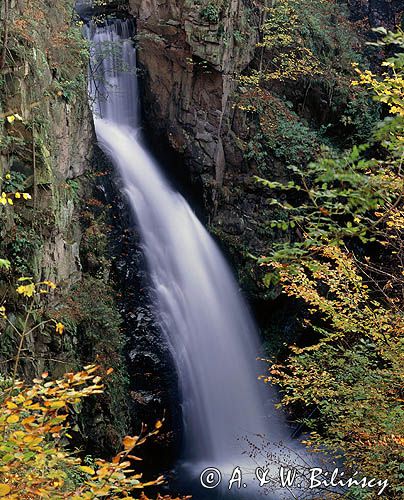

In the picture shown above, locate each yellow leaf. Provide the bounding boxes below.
[95,466,110,479]
[0,484,11,497]
[92,487,110,495]
[155,420,163,429]
[27,437,43,448]
[24,402,41,410]
[45,400,65,409]
[23,435,36,443]
[6,115,15,123]
[22,416,36,425]
[7,414,19,424]
[42,280,56,289]
[79,466,95,475]
[55,322,65,335]
[16,284,36,297]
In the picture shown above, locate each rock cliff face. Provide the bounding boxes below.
[130,0,403,300]
[0,0,93,288]
[130,0,258,199]
[0,1,93,377]
[349,0,403,28]
[131,0,403,192]
[0,0,131,455]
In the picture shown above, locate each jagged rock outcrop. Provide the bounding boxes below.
[0,0,93,287]
[130,0,258,199]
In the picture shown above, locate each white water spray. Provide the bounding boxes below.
[87,20,296,485]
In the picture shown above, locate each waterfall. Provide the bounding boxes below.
[86,19,299,495]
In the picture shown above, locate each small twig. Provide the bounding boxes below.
[32,121,37,208]
[8,298,35,396]
[0,356,70,365]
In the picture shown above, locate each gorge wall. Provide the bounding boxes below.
[130,0,257,195]
[0,0,134,457]
[128,0,402,358]
[130,0,403,300]
[0,0,94,375]
[0,0,92,289]
[1,0,402,468]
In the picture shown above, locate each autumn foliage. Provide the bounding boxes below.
[256,29,404,497]
[0,364,184,499]
[0,174,184,499]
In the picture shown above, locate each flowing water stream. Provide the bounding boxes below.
[86,18,315,499]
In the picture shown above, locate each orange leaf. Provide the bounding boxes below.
[44,400,65,409]
[22,416,36,425]
[55,322,65,335]
[122,435,138,450]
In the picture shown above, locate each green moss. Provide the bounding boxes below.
[53,274,130,454]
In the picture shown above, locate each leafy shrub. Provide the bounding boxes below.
[200,3,220,24]
[256,30,403,264]
[52,275,130,450]
[0,365,171,498]
[266,117,320,164]
[262,247,404,495]
[0,273,185,498]
[257,0,360,82]
[240,94,322,174]
[258,31,404,497]
[236,0,379,161]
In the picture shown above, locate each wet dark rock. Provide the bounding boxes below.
[217,213,246,236]
[348,0,404,28]
[93,145,182,470]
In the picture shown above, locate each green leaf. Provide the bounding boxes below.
[0,259,11,270]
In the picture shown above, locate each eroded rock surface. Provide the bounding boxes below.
[130,0,258,195]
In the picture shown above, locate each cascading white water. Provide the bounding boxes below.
[87,19,292,483]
